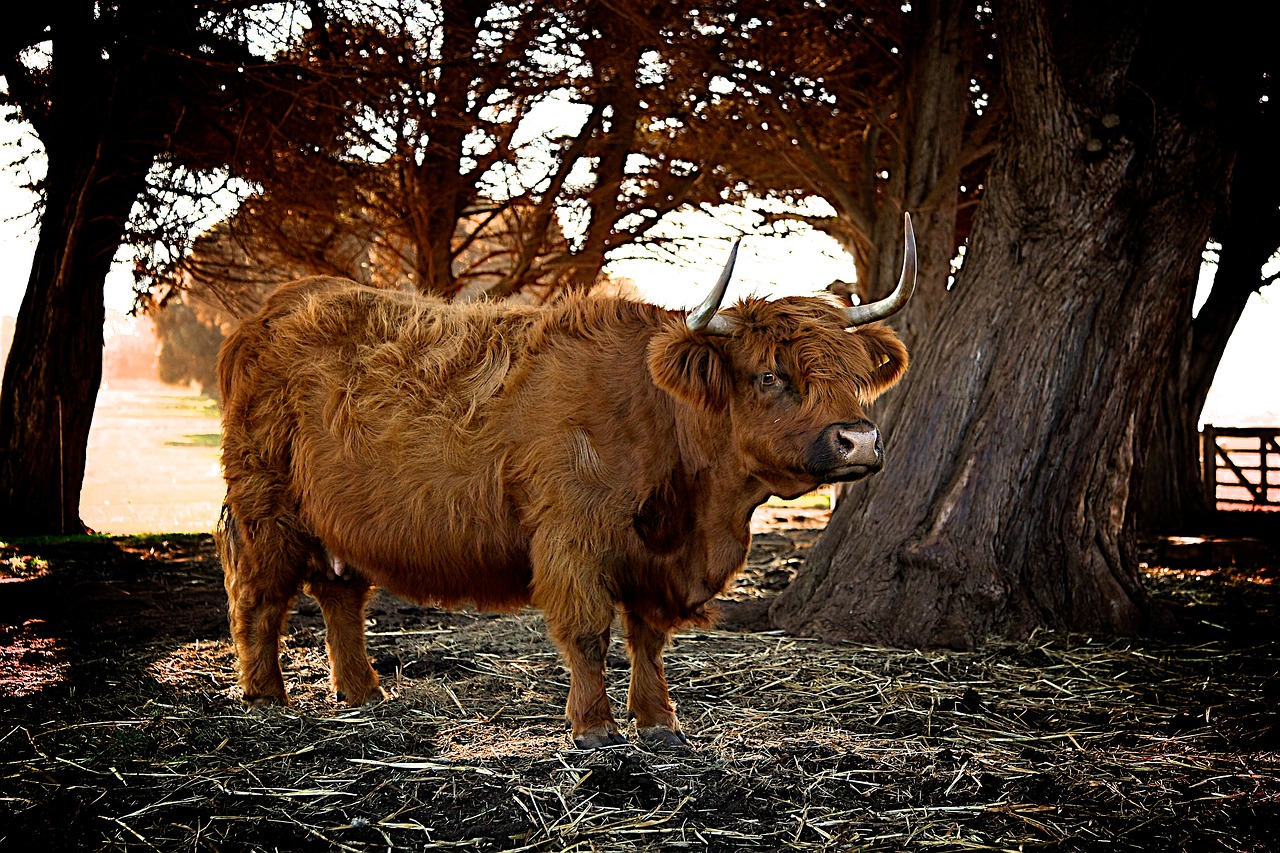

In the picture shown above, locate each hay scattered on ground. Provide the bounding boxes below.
[1,532,1277,851]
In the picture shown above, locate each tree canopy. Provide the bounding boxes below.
[160,0,1000,314]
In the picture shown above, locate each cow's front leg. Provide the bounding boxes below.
[549,623,625,748]
[623,609,688,748]
[531,529,625,749]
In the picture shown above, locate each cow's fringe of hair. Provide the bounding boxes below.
[724,297,909,411]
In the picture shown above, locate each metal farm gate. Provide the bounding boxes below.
[1201,425,1280,510]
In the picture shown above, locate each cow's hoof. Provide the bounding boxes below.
[572,727,629,750]
[242,693,287,709]
[637,725,691,750]
[337,686,387,707]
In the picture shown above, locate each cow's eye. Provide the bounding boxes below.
[759,372,778,387]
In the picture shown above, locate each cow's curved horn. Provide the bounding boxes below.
[687,238,741,335]
[844,212,917,327]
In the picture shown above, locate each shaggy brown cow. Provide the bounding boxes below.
[217,214,916,749]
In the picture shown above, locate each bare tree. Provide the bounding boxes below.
[196,0,734,306]
[0,1,346,534]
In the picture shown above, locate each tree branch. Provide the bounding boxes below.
[767,96,874,242]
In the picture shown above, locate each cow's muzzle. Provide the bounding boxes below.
[807,420,884,482]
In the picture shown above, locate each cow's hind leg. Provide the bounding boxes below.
[304,570,385,706]
[218,505,306,706]
[623,609,687,748]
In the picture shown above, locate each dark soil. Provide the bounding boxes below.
[1,528,1278,851]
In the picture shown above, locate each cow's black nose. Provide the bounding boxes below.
[807,420,884,482]
[834,421,881,467]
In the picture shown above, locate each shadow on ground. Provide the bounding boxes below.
[1,530,1278,851]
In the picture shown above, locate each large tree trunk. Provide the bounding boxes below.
[1134,120,1280,531]
[772,0,1236,647]
[0,7,162,535]
[0,137,154,534]
[801,0,977,346]
[871,0,973,346]
[1136,334,1206,531]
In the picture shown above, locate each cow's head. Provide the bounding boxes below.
[648,213,915,498]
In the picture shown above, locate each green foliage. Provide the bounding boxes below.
[152,298,225,401]
[2,552,49,578]
[159,395,221,416]
[165,432,221,448]
[2,534,113,548]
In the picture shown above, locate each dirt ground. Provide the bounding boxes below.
[2,526,1279,852]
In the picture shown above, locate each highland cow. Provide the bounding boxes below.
[217,214,916,748]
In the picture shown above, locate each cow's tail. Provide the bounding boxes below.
[215,499,242,586]
[216,322,253,410]
[215,313,250,586]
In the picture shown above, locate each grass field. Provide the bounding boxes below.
[80,379,225,534]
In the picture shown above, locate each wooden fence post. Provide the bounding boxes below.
[1263,432,1273,506]
[1201,423,1217,511]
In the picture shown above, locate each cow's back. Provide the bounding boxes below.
[218,277,543,608]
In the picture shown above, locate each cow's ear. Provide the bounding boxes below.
[648,327,731,412]
[853,323,909,402]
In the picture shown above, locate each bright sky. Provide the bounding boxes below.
[1,116,1277,425]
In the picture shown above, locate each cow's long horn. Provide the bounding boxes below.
[844,212,917,327]
[687,238,741,335]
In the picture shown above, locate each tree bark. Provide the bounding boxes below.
[0,7,164,534]
[872,0,973,346]
[0,157,157,535]
[772,0,1236,647]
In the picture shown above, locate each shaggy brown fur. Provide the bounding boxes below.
[217,276,908,747]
